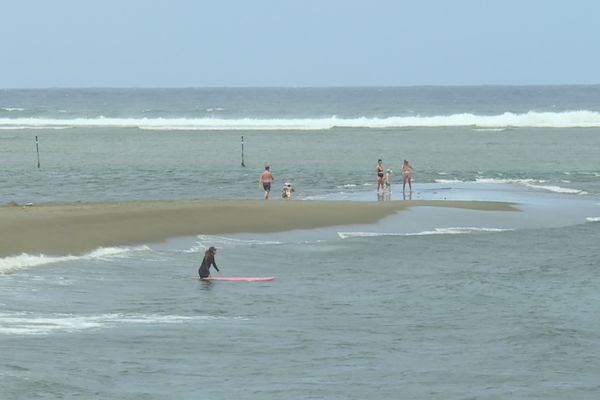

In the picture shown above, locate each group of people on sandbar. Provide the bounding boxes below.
[258,160,413,201]
[376,158,414,197]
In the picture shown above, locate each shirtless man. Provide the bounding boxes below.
[259,165,274,200]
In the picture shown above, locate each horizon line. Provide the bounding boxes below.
[2,83,600,90]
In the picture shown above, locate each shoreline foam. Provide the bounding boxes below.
[0,199,516,257]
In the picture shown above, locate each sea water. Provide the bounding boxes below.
[1,87,600,399]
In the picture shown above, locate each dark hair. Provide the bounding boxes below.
[205,246,217,256]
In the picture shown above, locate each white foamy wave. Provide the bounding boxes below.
[0,126,71,130]
[182,235,282,253]
[0,245,151,274]
[435,179,464,183]
[0,312,227,335]
[0,254,79,272]
[475,178,586,195]
[523,183,586,195]
[3,110,600,130]
[476,178,538,185]
[586,217,600,222]
[1,107,26,112]
[338,227,511,239]
[473,128,508,132]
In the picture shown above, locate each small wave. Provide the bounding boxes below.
[0,245,151,274]
[586,217,600,222]
[182,235,282,253]
[338,227,511,239]
[0,126,71,130]
[0,312,228,335]
[524,183,586,195]
[2,110,600,130]
[435,179,464,183]
[476,178,538,185]
[475,178,586,195]
[473,128,507,132]
[205,107,225,112]
[1,107,26,112]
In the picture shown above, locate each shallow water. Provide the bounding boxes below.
[1,222,599,399]
[2,87,600,399]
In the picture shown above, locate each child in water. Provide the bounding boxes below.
[282,182,294,199]
[383,169,392,191]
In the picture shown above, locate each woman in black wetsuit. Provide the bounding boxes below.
[198,246,220,279]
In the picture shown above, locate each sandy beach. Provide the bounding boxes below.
[0,199,517,257]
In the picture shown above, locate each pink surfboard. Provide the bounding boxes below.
[199,277,274,282]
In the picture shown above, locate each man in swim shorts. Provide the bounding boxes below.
[259,165,274,200]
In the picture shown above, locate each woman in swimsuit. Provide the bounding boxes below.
[376,159,385,192]
[402,159,414,194]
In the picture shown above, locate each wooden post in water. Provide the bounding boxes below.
[241,135,246,167]
[35,136,40,169]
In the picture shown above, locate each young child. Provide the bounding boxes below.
[383,169,392,191]
[282,182,294,199]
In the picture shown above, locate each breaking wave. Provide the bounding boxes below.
[2,110,600,130]
[338,227,512,239]
[475,178,587,195]
[0,312,237,335]
[0,246,151,274]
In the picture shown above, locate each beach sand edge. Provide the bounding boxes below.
[0,199,517,257]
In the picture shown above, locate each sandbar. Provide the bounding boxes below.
[0,199,517,257]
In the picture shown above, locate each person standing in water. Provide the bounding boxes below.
[376,159,385,193]
[198,246,220,279]
[402,159,414,195]
[259,165,274,200]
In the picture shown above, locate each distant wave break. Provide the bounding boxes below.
[2,110,600,130]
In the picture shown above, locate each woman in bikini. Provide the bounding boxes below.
[402,159,414,194]
[376,159,385,192]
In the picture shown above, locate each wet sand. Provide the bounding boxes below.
[0,199,517,257]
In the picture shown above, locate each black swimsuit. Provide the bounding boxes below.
[198,254,219,278]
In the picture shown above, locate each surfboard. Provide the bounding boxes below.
[199,277,274,282]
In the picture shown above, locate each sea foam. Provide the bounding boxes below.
[475,178,586,195]
[0,246,150,274]
[182,235,282,253]
[337,227,512,239]
[2,110,600,130]
[0,312,229,335]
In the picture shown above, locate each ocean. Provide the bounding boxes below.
[1,87,600,399]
